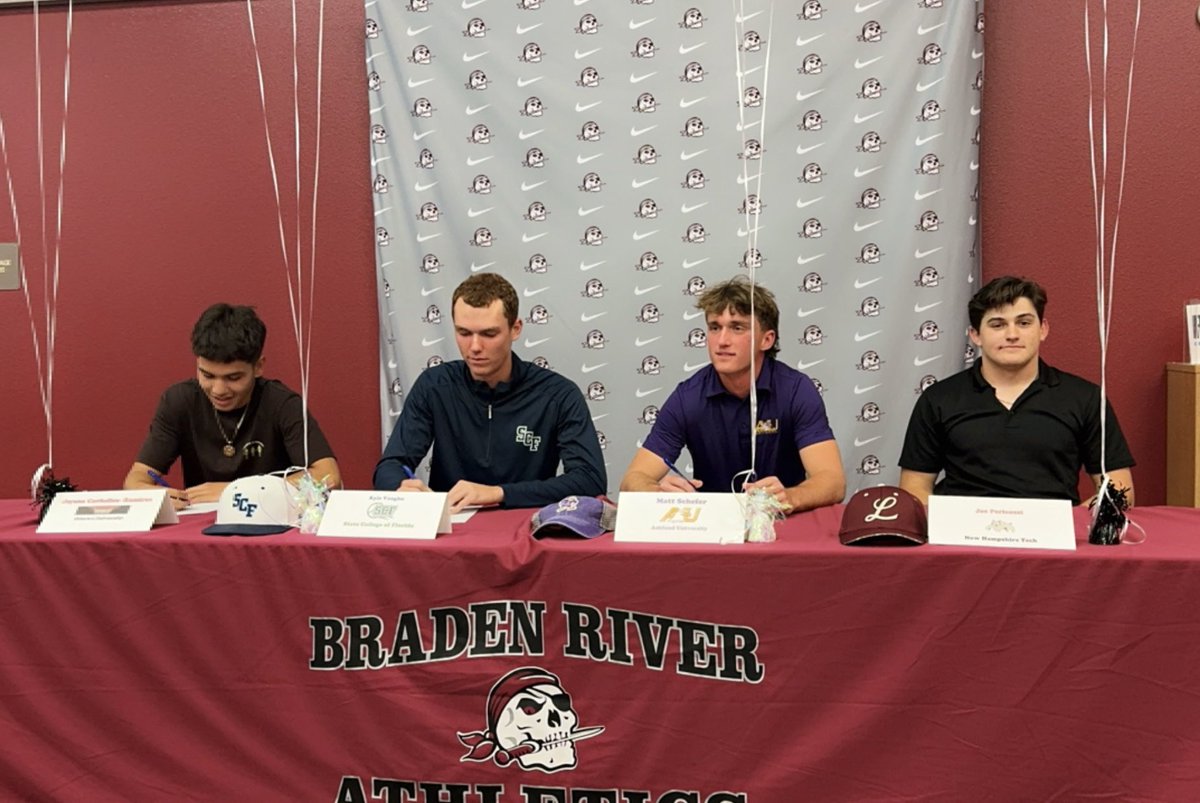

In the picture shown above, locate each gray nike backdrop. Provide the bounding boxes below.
[367,0,984,497]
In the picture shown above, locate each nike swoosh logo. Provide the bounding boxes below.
[578,206,603,216]
[736,174,761,185]
[524,287,550,297]
[854,165,883,177]
[575,48,601,59]
[465,105,490,115]
[917,78,945,92]
[914,355,941,367]
[683,310,704,320]
[420,287,443,297]
[679,97,706,109]
[918,22,946,35]
[970,160,980,170]
[516,23,542,35]
[854,384,882,395]
[795,143,824,156]
[408,77,434,88]
[414,181,437,191]
[636,387,662,398]
[683,362,707,372]
[796,197,824,209]
[630,72,657,84]
[915,133,943,146]
[407,26,432,36]
[680,203,706,214]
[796,307,824,318]
[679,43,704,55]
[524,338,551,348]
[519,129,544,140]
[581,363,607,373]
[466,156,493,166]
[629,18,655,30]
[467,207,494,218]
[575,101,602,112]
[682,258,708,269]
[412,131,436,141]
[735,10,762,22]
[634,285,661,296]
[973,49,984,60]
[462,52,490,63]
[855,330,882,342]
[914,247,942,259]
[796,359,825,370]
[854,221,881,232]
[736,227,762,238]
[914,189,941,201]
[970,215,978,225]
[421,337,444,346]
[635,336,661,347]
[462,0,485,8]
[470,261,496,272]
[580,311,607,322]
[854,277,882,289]
[579,260,605,271]
[630,125,657,137]
[796,34,824,47]
[796,88,824,101]
[577,153,604,164]
[796,254,825,266]
[970,106,982,116]
[854,111,884,124]
[631,178,658,189]
[680,150,707,161]
[854,0,883,11]
[521,181,547,191]
[854,436,883,447]
[854,56,882,69]
[632,230,658,241]
[522,233,549,243]
[915,301,942,313]
[417,233,440,243]
[517,77,544,88]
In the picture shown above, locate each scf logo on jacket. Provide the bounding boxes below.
[515,425,542,452]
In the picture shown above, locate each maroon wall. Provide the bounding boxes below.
[981,3,1200,505]
[0,0,378,498]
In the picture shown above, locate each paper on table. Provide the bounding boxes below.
[451,506,480,524]
[177,502,220,516]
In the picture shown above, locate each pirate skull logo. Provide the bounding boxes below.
[741,248,763,270]
[522,96,544,117]
[920,42,943,65]
[917,210,940,232]
[917,266,940,287]
[584,329,606,349]
[802,325,824,346]
[471,227,493,247]
[412,97,434,117]
[524,148,546,168]
[637,251,660,271]
[858,188,882,208]
[420,253,441,273]
[917,320,940,341]
[580,172,604,192]
[635,144,657,165]
[634,92,657,113]
[859,297,882,317]
[742,31,762,52]
[528,304,550,325]
[801,162,824,183]
[682,61,705,83]
[525,253,549,273]
[682,116,704,137]
[800,53,823,74]
[858,243,882,263]
[520,42,542,63]
[423,304,441,324]
[579,121,602,141]
[918,99,942,121]
[368,71,382,91]
[918,153,941,175]
[371,124,387,144]
[683,168,706,189]
[636,198,658,219]
[581,225,604,246]
[801,272,824,293]
[858,350,882,371]
[409,45,432,65]
[418,202,440,222]
[532,356,551,369]
[595,430,607,450]
[859,20,884,43]
[365,18,380,38]
[799,1,823,21]
[685,276,706,295]
[858,455,883,475]
[586,381,606,401]
[470,174,493,194]
[578,66,601,88]
[742,139,762,159]
[681,7,704,28]
[466,69,489,90]
[639,405,659,425]
[918,374,938,393]
[685,328,707,348]
[859,402,882,423]
[800,110,823,131]
[464,17,487,38]
[683,222,706,243]
[525,201,548,222]
[417,148,435,168]
[582,278,604,298]
[859,78,884,100]
[373,174,390,194]
[426,355,443,368]
[739,195,763,216]
[469,124,491,145]
[376,227,391,247]
[639,355,661,375]
[800,218,823,239]
[576,14,599,35]
[859,131,884,153]
[637,303,660,323]
[742,87,763,108]
[633,37,656,58]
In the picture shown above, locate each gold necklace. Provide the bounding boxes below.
[212,404,249,458]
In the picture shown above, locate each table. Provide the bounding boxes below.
[2,500,1200,801]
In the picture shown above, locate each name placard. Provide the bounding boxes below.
[37,490,179,533]
[614,492,746,544]
[928,496,1076,551]
[316,490,450,539]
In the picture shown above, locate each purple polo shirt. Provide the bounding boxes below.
[642,359,835,492]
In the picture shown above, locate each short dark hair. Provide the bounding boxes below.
[696,276,781,358]
[968,276,1048,331]
[452,272,520,326]
[191,303,266,363]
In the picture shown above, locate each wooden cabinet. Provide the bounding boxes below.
[1167,363,1200,507]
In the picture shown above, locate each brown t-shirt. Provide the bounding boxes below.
[135,378,335,486]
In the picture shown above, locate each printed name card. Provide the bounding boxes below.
[317,490,450,539]
[614,492,746,544]
[928,496,1076,551]
[37,490,179,533]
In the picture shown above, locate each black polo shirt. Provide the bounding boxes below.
[899,359,1134,504]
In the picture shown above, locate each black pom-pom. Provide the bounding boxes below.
[1088,482,1130,546]
[33,471,78,523]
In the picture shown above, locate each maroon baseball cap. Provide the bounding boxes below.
[839,486,927,546]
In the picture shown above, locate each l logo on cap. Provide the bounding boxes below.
[864,495,899,522]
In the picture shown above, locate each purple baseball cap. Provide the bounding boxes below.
[530,496,617,539]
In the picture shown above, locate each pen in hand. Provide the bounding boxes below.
[147,469,189,506]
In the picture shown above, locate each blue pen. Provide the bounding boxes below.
[146,469,172,489]
[402,465,417,480]
[664,461,693,483]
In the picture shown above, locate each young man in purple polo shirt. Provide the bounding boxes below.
[619,277,845,513]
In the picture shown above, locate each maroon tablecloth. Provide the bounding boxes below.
[2,500,1199,801]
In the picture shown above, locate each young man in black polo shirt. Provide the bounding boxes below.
[123,304,340,509]
[899,276,1134,506]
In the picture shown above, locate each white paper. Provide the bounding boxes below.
[177,502,220,516]
[38,490,179,534]
[927,495,1076,551]
[316,490,450,539]
[614,492,746,544]
[451,507,480,524]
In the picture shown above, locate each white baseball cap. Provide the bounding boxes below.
[202,474,297,536]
